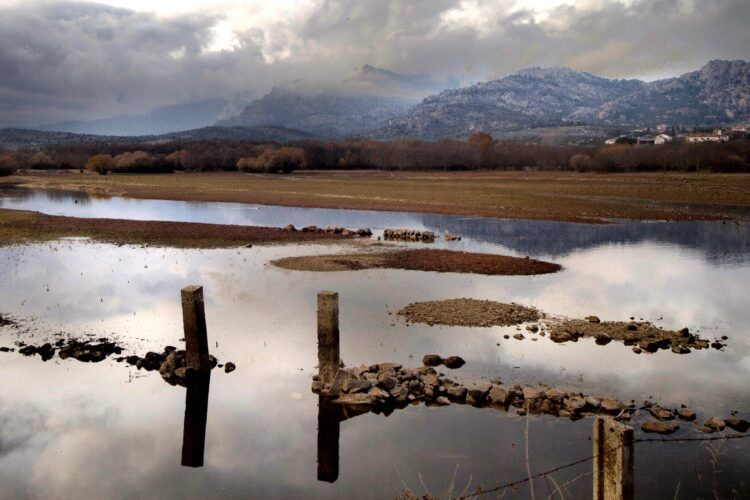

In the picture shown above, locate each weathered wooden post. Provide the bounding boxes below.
[593,416,634,500]
[317,291,340,388]
[181,285,210,373]
[317,395,340,483]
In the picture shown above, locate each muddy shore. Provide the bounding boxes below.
[272,249,561,275]
[0,208,357,248]
[8,170,750,223]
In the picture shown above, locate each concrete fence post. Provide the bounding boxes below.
[317,291,340,388]
[181,373,211,467]
[181,285,210,373]
[593,416,634,500]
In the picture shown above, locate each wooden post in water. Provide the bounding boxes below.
[317,291,340,388]
[181,285,210,373]
[593,417,634,500]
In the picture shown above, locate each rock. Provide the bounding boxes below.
[550,330,577,343]
[367,386,390,401]
[587,316,601,323]
[442,356,465,369]
[711,342,724,350]
[632,346,642,354]
[585,396,601,409]
[378,362,402,372]
[488,387,510,406]
[671,344,690,354]
[601,399,622,413]
[467,382,492,402]
[641,421,679,434]
[638,338,658,353]
[594,333,611,345]
[677,408,696,421]
[627,323,638,331]
[704,416,726,431]
[446,385,468,401]
[526,324,539,333]
[283,224,297,232]
[522,386,542,402]
[343,378,372,393]
[513,333,525,340]
[565,396,586,413]
[435,396,451,406]
[725,418,750,433]
[422,354,443,366]
[649,405,675,421]
[332,393,375,407]
[545,388,567,402]
[377,373,397,390]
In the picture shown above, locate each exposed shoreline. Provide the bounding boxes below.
[0,208,355,248]
[7,170,750,224]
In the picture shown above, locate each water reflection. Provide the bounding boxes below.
[1,187,748,261]
[317,396,339,483]
[182,372,211,468]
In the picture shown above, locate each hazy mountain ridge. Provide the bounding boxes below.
[216,87,418,139]
[37,97,250,136]
[375,60,750,139]
[0,125,314,150]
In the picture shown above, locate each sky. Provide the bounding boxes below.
[0,0,749,126]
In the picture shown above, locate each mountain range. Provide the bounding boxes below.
[6,59,749,147]
[374,60,750,139]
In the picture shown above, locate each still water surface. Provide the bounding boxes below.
[0,188,749,498]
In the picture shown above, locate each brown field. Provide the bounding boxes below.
[7,170,750,223]
[0,209,351,248]
[272,249,561,275]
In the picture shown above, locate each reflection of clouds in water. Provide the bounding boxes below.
[1,237,750,497]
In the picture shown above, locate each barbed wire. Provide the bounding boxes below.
[453,432,750,499]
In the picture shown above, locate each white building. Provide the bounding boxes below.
[686,133,729,143]
[655,134,673,144]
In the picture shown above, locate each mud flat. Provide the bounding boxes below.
[0,208,356,248]
[547,318,725,353]
[399,299,541,327]
[272,249,562,275]
[396,299,724,354]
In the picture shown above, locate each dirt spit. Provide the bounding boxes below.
[272,249,562,276]
[0,208,356,248]
[399,299,541,327]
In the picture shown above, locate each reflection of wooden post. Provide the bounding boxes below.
[182,372,211,467]
[593,417,634,500]
[317,395,340,483]
[182,285,210,373]
[317,291,340,387]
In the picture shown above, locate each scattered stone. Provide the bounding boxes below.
[725,418,750,433]
[704,416,726,431]
[641,421,679,434]
[677,408,696,421]
[526,324,539,333]
[383,228,435,243]
[422,354,443,367]
[594,333,611,345]
[649,405,675,421]
[467,382,492,402]
[442,356,465,369]
[671,344,690,354]
[223,362,236,373]
[513,333,525,341]
[488,387,510,406]
[587,316,601,323]
[601,399,622,413]
[550,330,578,343]
[632,346,642,354]
[283,224,297,232]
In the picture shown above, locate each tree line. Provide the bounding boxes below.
[2,132,749,176]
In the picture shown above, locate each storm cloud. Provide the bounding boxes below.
[0,0,748,126]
